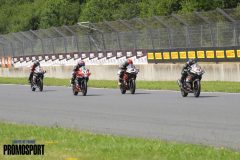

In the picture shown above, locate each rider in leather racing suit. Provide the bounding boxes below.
[70,60,85,84]
[118,59,133,85]
[179,58,197,86]
[28,60,40,83]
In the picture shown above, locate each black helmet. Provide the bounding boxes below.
[187,58,197,65]
[34,60,40,66]
[78,60,85,67]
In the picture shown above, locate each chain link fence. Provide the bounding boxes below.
[1,8,240,57]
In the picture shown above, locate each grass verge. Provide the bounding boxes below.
[0,77,240,92]
[0,122,239,160]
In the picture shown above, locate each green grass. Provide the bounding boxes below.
[0,77,240,92]
[0,122,239,160]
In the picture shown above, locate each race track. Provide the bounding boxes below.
[0,84,239,150]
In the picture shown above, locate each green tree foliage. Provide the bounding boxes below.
[180,0,240,13]
[0,0,239,34]
[79,0,140,22]
[38,0,80,28]
[139,0,182,17]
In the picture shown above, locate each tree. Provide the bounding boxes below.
[38,0,79,28]
[139,0,182,18]
[79,0,120,22]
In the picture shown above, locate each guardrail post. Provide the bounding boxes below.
[64,25,79,52]
[53,27,68,53]
[19,32,34,55]
[30,30,45,54]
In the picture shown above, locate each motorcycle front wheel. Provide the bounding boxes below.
[193,81,201,97]
[39,79,43,92]
[81,79,87,96]
[72,85,78,96]
[31,77,36,91]
[120,83,126,94]
[129,79,136,94]
[181,88,188,97]
[31,85,36,92]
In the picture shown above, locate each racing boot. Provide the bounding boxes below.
[70,77,75,86]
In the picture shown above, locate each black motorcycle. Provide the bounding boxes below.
[31,67,46,92]
[177,64,205,97]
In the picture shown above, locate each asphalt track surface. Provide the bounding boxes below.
[0,84,240,150]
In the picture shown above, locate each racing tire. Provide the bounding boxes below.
[193,81,201,97]
[82,79,87,96]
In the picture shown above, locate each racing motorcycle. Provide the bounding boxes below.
[31,66,46,92]
[118,64,139,94]
[177,63,205,97]
[72,66,91,96]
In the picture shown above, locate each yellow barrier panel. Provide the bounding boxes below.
[206,50,214,58]
[155,52,162,59]
[171,52,178,59]
[188,51,196,59]
[180,51,187,59]
[237,50,240,58]
[163,52,170,59]
[197,51,205,58]
[216,50,225,58]
[147,53,154,60]
[226,50,235,58]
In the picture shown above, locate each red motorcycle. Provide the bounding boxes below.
[72,66,91,96]
[118,65,139,94]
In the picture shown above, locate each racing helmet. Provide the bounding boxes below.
[127,59,133,65]
[187,58,197,65]
[78,60,85,67]
[34,60,40,66]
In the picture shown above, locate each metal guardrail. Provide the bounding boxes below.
[0,8,240,59]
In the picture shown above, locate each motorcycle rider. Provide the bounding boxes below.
[179,58,197,86]
[28,60,40,83]
[118,59,134,85]
[70,60,86,84]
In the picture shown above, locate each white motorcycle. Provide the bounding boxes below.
[178,63,205,97]
[118,64,139,94]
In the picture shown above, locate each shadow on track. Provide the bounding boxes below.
[185,95,219,98]
[197,95,219,98]
[135,93,151,95]
[41,90,57,92]
[74,94,103,96]
[127,92,151,95]
[86,94,103,96]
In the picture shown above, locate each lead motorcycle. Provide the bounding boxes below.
[72,66,91,96]
[31,66,46,92]
[118,64,139,94]
[177,63,205,97]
